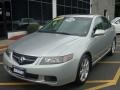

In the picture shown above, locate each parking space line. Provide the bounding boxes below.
[0,82,33,86]
[0,80,114,86]
[113,67,120,84]
[86,82,115,90]
[86,80,114,84]
[99,61,120,64]
[86,68,120,90]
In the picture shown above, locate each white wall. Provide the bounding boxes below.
[52,0,57,18]
[91,0,115,20]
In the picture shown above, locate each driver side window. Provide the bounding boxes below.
[93,17,103,33]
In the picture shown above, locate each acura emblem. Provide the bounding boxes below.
[19,57,26,63]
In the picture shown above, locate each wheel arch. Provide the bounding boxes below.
[83,52,92,69]
[74,51,92,84]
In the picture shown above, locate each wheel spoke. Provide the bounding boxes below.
[112,41,116,53]
[79,58,89,82]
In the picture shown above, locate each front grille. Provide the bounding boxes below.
[6,65,39,80]
[13,52,37,65]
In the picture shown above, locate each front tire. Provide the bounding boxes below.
[75,55,90,85]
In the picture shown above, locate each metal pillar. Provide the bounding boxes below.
[52,0,57,18]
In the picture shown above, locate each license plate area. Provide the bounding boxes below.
[13,66,25,76]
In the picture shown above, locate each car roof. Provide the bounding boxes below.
[60,15,101,19]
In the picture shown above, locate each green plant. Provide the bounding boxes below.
[27,24,40,34]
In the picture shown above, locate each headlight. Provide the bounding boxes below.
[40,54,73,65]
[6,48,12,57]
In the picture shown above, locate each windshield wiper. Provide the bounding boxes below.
[39,31,79,36]
[39,30,55,33]
[55,32,72,35]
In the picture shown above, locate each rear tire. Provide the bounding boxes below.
[75,54,90,85]
[108,39,116,56]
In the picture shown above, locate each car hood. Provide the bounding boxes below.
[10,32,80,56]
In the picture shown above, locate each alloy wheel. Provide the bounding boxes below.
[112,40,116,53]
[79,58,89,82]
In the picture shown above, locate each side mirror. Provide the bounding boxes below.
[94,29,105,36]
[38,25,43,30]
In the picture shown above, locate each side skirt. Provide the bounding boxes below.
[92,48,111,66]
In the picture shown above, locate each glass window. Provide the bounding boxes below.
[78,1,83,8]
[83,2,87,8]
[72,8,78,14]
[86,3,90,9]
[65,0,72,6]
[94,17,103,30]
[64,7,71,14]
[101,17,111,29]
[39,17,92,36]
[0,2,3,21]
[42,3,52,22]
[5,1,11,21]
[57,5,65,16]
[29,1,42,20]
[57,0,64,5]
[41,0,52,3]
[11,0,28,20]
[78,9,84,14]
[71,0,77,7]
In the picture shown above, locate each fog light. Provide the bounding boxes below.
[44,76,57,82]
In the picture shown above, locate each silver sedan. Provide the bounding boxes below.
[111,17,120,34]
[3,15,116,86]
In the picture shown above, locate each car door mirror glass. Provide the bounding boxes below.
[94,29,105,36]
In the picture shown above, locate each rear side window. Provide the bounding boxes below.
[101,17,111,30]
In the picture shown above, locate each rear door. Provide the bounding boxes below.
[101,17,115,52]
[89,17,108,61]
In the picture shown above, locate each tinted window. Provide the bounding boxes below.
[101,17,111,30]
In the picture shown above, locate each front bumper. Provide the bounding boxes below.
[3,53,78,86]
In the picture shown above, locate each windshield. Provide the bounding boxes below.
[111,17,120,23]
[39,17,92,36]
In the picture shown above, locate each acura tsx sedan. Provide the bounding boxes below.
[3,15,116,86]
